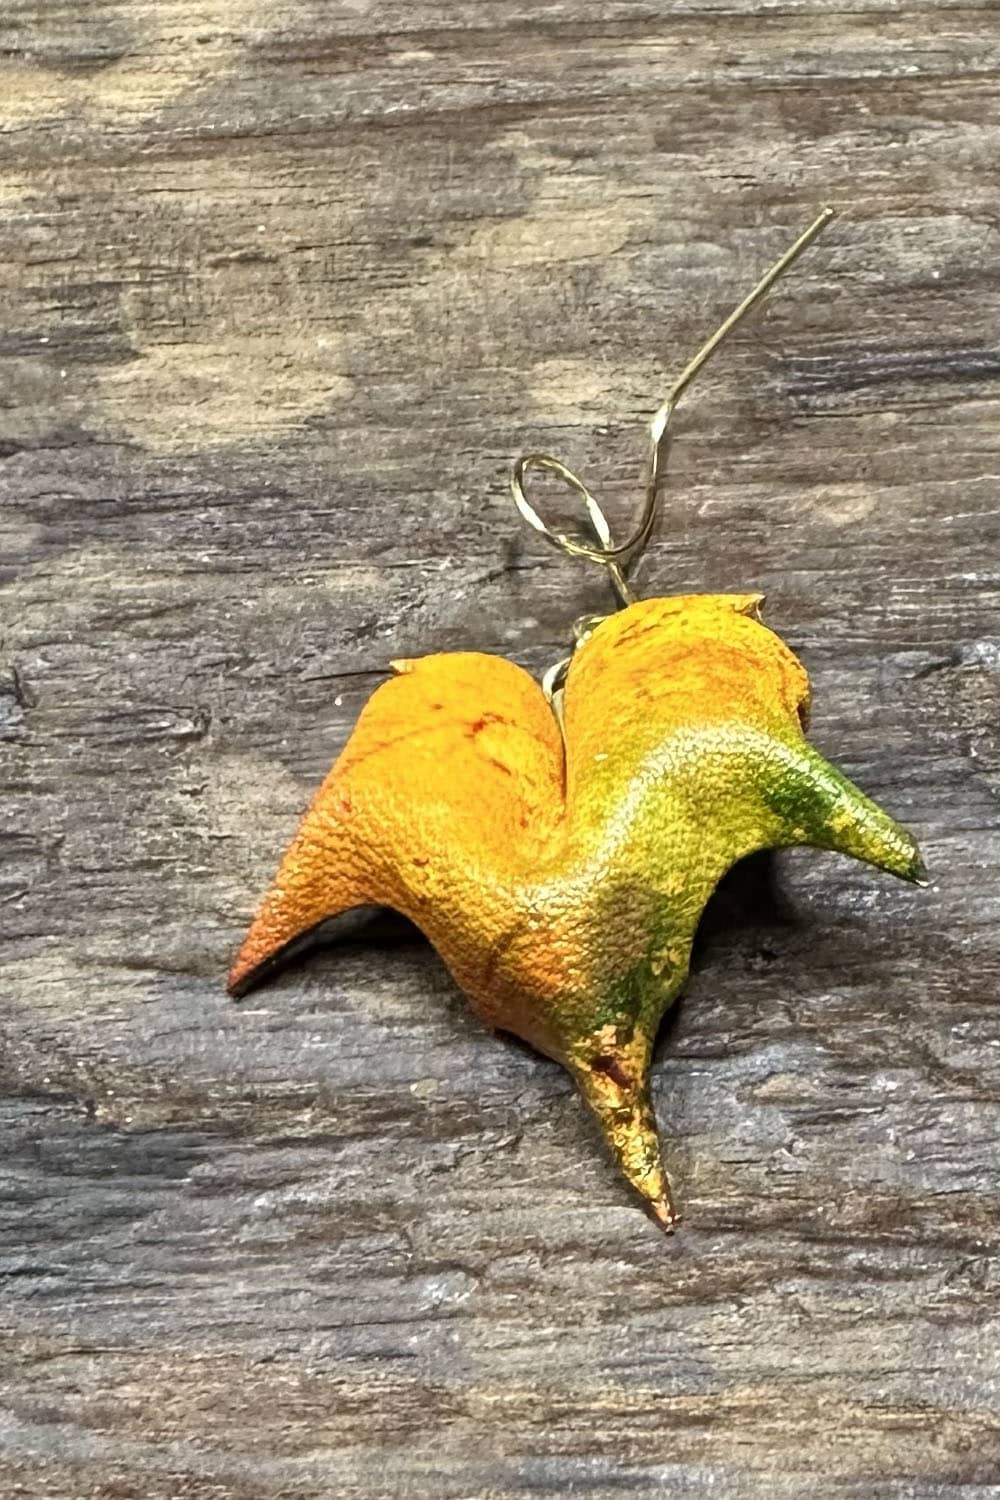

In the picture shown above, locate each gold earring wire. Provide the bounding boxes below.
[510,207,835,615]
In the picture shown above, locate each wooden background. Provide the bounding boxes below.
[3,2,1000,1496]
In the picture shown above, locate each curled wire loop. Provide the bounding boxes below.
[510,206,835,620]
[511,453,637,607]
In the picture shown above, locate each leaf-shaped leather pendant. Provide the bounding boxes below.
[229,594,924,1228]
[228,210,926,1230]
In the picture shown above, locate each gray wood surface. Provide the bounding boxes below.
[3,3,1000,1496]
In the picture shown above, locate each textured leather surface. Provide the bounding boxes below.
[229,594,924,1224]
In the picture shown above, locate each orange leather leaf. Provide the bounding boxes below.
[229,596,925,1228]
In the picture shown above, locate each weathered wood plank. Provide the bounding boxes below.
[2,2,1000,1496]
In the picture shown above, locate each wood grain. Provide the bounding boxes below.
[2,2,1000,1495]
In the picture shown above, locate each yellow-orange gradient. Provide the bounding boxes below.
[229,596,925,1228]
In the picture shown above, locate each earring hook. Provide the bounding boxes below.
[510,207,835,620]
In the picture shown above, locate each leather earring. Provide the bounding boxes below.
[229,209,926,1232]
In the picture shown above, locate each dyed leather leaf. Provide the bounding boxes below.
[229,595,925,1229]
